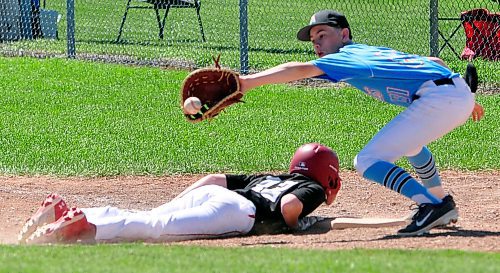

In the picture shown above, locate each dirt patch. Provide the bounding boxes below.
[1,171,498,252]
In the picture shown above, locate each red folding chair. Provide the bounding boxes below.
[460,8,500,61]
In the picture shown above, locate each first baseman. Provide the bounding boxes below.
[238,10,485,236]
[19,143,341,244]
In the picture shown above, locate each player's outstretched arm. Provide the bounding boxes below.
[172,174,227,200]
[239,62,324,94]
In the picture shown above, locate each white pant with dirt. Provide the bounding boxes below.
[355,77,475,174]
[81,185,256,242]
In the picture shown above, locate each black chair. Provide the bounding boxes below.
[116,0,206,42]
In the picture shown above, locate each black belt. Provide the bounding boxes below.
[412,78,455,101]
[433,78,455,86]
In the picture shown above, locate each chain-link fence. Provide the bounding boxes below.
[0,0,498,90]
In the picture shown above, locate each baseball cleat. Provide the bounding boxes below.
[18,193,69,244]
[25,207,94,245]
[404,195,459,225]
[404,204,419,221]
[397,196,458,237]
[436,195,459,226]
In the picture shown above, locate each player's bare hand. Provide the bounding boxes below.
[470,102,484,122]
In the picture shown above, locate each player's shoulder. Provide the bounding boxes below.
[286,173,322,186]
[229,173,320,184]
[335,43,390,58]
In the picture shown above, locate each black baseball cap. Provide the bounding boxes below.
[297,10,351,41]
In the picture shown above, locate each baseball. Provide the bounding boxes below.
[183,97,202,115]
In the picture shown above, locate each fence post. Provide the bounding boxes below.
[239,0,249,74]
[18,0,33,39]
[67,0,75,58]
[429,0,439,57]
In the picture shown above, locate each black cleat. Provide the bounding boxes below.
[434,195,459,227]
[398,196,458,236]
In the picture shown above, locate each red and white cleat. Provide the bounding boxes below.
[26,207,94,245]
[18,193,69,244]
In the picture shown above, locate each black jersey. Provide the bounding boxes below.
[226,173,325,221]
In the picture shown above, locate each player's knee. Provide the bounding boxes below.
[354,153,379,176]
[353,155,365,176]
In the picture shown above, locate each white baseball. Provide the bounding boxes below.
[183,97,202,115]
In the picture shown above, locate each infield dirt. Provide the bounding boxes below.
[1,171,498,251]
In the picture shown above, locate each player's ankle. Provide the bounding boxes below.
[427,186,446,199]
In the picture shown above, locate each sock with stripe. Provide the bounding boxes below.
[362,160,441,205]
[407,146,442,188]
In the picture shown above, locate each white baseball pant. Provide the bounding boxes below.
[355,77,475,174]
[82,185,256,242]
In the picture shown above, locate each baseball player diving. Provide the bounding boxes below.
[19,143,341,244]
[238,10,485,236]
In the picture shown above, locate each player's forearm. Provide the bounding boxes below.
[173,174,227,200]
[240,62,323,94]
[280,193,303,228]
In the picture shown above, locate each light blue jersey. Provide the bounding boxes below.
[311,43,460,107]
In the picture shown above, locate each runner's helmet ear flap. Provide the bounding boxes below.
[289,143,342,197]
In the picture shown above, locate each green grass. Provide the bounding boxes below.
[0,57,498,175]
[0,245,498,273]
[1,2,498,269]
[0,57,498,271]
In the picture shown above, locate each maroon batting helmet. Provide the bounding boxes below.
[289,143,341,203]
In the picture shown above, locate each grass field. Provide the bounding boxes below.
[0,57,498,175]
[1,245,499,273]
[0,1,499,270]
[0,57,499,271]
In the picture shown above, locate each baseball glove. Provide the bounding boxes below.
[180,55,242,122]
